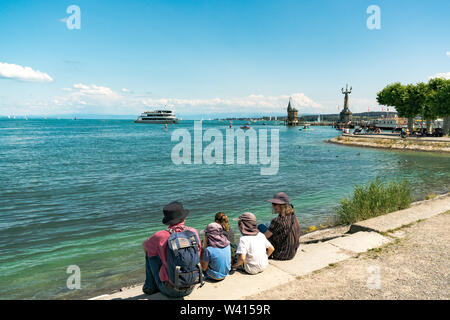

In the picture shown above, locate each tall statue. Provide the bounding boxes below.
[341,84,352,110]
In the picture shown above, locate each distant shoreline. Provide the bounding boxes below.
[328,134,450,153]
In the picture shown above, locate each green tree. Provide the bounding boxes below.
[377,82,406,108]
[376,82,414,130]
[403,83,429,132]
[428,78,450,135]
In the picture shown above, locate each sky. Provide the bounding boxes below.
[0,0,449,118]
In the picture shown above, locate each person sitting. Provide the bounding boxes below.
[142,201,202,298]
[214,211,238,264]
[200,223,231,281]
[231,212,274,275]
[215,212,235,244]
[353,128,362,135]
[400,128,409,138]
[259,192,301,261]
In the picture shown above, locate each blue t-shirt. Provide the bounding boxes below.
[202,245,231,280]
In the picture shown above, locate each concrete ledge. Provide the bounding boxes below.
[269,242,351,277]
[352,194,450,233]
[328,135,450,153]
[186,264,295,300]
[328,231,391,253]
[91,264,296,300]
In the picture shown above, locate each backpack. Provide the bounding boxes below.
[166,227,204,290]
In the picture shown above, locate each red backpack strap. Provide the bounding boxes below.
[167,225,187,234]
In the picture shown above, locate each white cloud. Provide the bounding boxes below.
[429,72,450,80]
[0,62,53,82]
[72,83,117,96]
[140,93,322,114]
[3,82,323,116]
[446,51,450,57]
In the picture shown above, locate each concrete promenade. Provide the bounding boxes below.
[342,132,450,142]
[90,193,450,300]
[329,133,450,153]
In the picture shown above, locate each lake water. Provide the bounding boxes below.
[0,119,449,299]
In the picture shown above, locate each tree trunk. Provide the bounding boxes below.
[443,116,450,136]
[407,117,414,132]
[426,118,432,133]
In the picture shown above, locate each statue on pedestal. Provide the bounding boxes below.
[339,84,353,124]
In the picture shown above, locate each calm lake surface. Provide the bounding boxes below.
[0,119,449,299]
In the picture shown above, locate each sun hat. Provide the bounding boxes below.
[266,192,290,205]
[204,222,230,248]
[237,212,259,236]
[162,201,189,226]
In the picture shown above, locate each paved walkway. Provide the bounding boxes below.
[344,133,450,142]
[90,194,450,300]
[248,211,450,299]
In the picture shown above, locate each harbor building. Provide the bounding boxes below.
[286,98,299,126]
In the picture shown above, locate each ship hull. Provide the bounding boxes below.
[134,119,178,124]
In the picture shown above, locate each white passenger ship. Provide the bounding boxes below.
[368,117,444,130]
[134,110,178,124]
[368,117,408,130]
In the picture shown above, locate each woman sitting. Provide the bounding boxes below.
[259,192,301,261]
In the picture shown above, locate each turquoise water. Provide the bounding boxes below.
[0,119,449,299]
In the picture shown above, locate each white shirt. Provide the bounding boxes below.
[236,232,272,274]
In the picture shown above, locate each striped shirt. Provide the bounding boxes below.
[268,214,301,260]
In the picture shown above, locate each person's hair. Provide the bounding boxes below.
[215,212,230,231]
[273,203,295,216]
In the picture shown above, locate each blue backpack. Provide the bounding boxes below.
[166,227,204,290]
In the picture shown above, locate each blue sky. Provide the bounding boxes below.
[0,0,449,118]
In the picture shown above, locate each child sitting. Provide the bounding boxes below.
[231,212,274,275]
[200,222,231,281]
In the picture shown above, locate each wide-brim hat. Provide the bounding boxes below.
[237,212,259,236]
[266,192,290,205]
[162,201,189,226]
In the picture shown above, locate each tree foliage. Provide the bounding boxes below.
[428,78,450,117]
[377,79,449,119]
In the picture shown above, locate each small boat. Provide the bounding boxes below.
[240,125,251,130]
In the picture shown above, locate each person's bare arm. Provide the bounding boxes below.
[266,245,275,257]
[232,254,246,269]
[200,260,209,271]
[264,230,273,239]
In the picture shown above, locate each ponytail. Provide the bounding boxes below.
[215,212,230,232]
